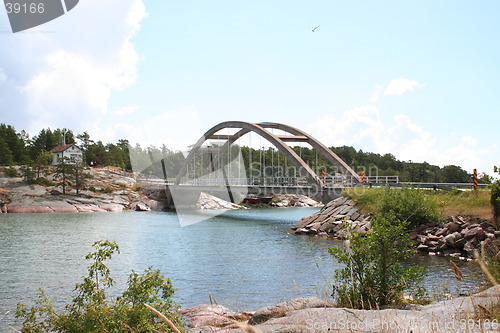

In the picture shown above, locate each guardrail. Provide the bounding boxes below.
[139,176,486,190]
[182,177,310,187]
[364,176,400,183]
[399,182,488,189]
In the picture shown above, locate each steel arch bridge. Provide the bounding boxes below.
[174,121,361,189]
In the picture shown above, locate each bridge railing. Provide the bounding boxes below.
[182,177,311,187]
[178,175,401,187]
[142,175,400,187]
[322,175,358,187]
[365,175,400,183]
[322,175,399,187]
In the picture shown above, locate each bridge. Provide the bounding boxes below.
[134,121,393,208]
[134,121,484,210]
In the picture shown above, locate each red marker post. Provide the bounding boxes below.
[473,169,478,190]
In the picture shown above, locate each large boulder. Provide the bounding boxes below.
[248,297,331,325]
[133,202,151,211]
[100,204,124,212]
[445,221,461,232]
[179,304,250,330]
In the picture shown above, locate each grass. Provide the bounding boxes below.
[431,190,491,220]
[344,187,493,221]
[343,187,383,215]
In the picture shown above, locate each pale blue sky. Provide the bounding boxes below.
[0,0,498,173]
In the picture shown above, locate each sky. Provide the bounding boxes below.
[0,0,499,175]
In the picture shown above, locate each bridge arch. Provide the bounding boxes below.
[174,121,360,187]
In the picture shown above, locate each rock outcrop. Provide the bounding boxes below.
[0,167,159,213]
[292,196,370,238]
[248,297,331,325]
[178,304,252,332]
[270,194,323,208]
[412,215,500,257]
[223,286,500,333]
[196,192,247,210]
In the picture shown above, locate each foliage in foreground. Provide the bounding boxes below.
[16,240,186,333]
[491,181,500,229]
[328,213,427,309]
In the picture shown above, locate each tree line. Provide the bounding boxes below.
[0,123,132,171]
[0,123,487,183]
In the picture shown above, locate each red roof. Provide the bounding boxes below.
[49,144,77,153]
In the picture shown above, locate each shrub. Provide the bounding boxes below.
[378,186,442,230]
[16,240,186,332]
[20,165,37,184]
[3,166,19,177]
[36,177,55,187]
[328,213,426,309]
[491,181,500,229]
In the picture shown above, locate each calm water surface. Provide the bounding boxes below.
[0,209,488,330]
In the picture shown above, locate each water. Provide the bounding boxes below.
[0,209,489,330]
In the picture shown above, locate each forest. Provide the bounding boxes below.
[0,123,487,184]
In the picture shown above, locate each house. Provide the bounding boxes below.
[49,144,83,165]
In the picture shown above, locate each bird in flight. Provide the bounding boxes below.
[312,25,320,32]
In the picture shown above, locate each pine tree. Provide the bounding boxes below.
[0,136,14,165]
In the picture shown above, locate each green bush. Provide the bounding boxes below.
[328,213,426,309]
[20,165,37,184]
[3,166,19,177]
[491,181,500,229]
[16,240,186,333]
[378,186,442,230]
[35,177,55,187]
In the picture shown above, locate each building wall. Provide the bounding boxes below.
[51,145,83,165]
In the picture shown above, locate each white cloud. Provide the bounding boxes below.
[369,84,384,103]
[384,78,425,96]
[437,136,493,172]
[0,0,147,136]
[307,107,494,173]
[368,78,425,104]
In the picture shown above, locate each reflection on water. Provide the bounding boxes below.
[0,209,489,330]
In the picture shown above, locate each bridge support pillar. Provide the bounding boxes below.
[315,188,344,204]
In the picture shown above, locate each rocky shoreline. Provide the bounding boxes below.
[179,286,500,332]
[292,196,371,238]
[0,167,161,213]
[0,167,322,214]
[291,196,500,259]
